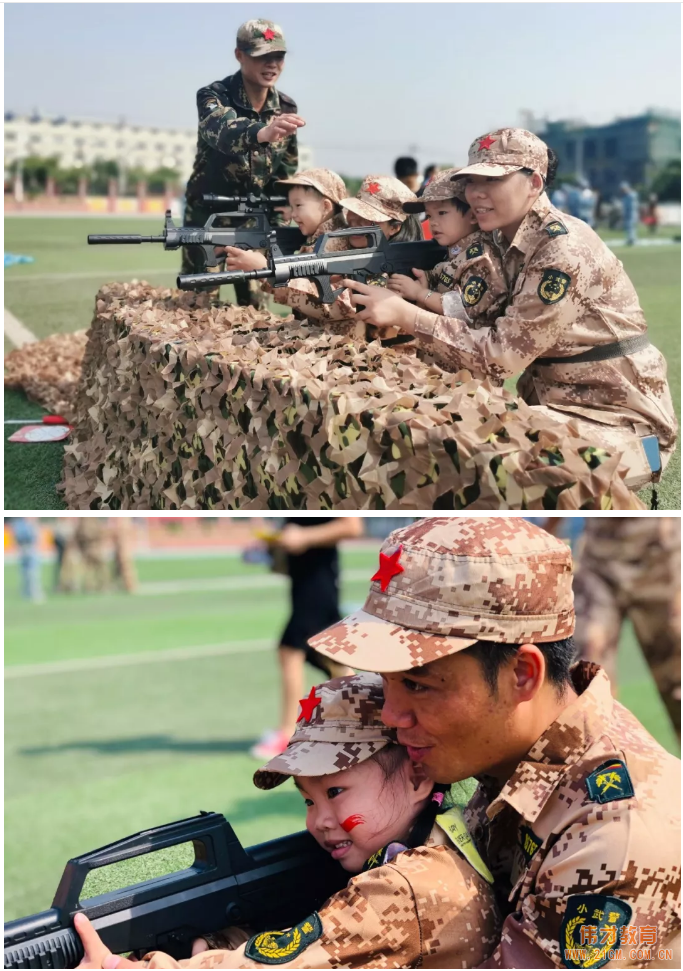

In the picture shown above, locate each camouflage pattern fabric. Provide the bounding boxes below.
[59,283,646,511]
[403,168,463,212]
[253,673,394,790]
[309,517,576,672]
[185,71,298,203]
[411,194,677,485]
[275,168,347,205]
[4,330,88,421]
[451,127,550,182]
[236,19,287,57]
[573,518,681,737]
[138,821,500,968]
[425,231,508,333]
[340,175,417,224]
[463,662,681,968]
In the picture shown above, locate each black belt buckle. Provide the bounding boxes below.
[641,435,661,473]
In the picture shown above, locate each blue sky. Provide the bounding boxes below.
[5,2,681,176]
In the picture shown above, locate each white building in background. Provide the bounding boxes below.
[4,111,313,183]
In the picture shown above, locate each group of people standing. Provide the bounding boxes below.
[178,17,675,502]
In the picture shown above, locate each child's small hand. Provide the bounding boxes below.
[222,247,268,272]
[387,270,428,303]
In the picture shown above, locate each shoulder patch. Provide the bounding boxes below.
[245,913,323,965]
[463,275,488,307]
[466,241,484,259]
[545,220,568,237]
[585,759,634,804]
[538,268,571,305]
[561,894,632,969]
[519,825,542,865]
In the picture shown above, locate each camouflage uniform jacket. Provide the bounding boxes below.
[139,821,500,968]
[412,196,677,447]
[426,231,508,326]
[185,72,298,201]
[465,661,681,968]
[264,215,363,336]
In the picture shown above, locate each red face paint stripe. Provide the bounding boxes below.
[341,815,364,832]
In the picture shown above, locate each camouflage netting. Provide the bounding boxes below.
[61,282,644,510]
[4,330,89,421]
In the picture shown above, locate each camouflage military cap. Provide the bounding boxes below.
[341,175,417,223]
[276,168,347,205]
[452,128,549,181]
[403,169,462,213]
[309,517,575,673]
[236,19,287,56]
[253,674,395,790]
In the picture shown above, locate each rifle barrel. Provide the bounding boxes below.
[87,235,165,244]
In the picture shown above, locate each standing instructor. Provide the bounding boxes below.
[182,19,305,306]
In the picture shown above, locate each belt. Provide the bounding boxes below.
[536,333,650,366]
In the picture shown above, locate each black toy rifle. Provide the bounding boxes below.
[3,811,346,969]
[87,207,306,270]
[177,227,448,303]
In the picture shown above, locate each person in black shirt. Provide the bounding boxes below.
[251,517,363,759]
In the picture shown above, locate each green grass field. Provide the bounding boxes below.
[4,546,680,920]
[4,217,681,510]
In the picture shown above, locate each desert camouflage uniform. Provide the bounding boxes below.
[414,129,676,488]
[73,518,110,591]
[426,231,508,330]
[573,517,681,737]
[182,19,298,306]
[309,518,681,967]
[138,673,500,969]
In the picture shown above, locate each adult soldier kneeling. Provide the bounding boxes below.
[182,18,305,307]
[309,517,681,969]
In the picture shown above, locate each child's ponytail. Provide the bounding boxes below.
[405,782,452,849]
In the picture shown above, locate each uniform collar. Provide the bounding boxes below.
[493,192,553,256]
[484,662,613,825]
[229,71,281,113]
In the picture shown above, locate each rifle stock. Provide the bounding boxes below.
[3,812,347,969]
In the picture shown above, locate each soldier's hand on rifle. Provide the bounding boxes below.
[257,113,306,144]
[74,913,141,968]
[343,279,417,335]
[217,246,269,271]
[387,269,428,303]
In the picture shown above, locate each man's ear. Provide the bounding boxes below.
[406,759,435,800]
[511,644,545,701]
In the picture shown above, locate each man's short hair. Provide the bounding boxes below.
[463,637,578,695]
[394,156,419,179]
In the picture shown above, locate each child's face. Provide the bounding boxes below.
[296,757,425,873]
[424,199,477,246]
[288,186,331,237]
[345,209,399,247]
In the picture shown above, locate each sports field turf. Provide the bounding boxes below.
[4,547,680,921]
[4,218,681,510]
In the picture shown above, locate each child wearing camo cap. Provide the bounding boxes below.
[75,673,500,970]
[387,168,508,331]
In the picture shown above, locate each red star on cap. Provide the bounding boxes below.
[366,182,381,195]
[297,686,321,723]
[478,135,496,151]
[371,545,405,592]
[262,27,276,40]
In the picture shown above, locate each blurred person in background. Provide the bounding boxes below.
[6,517,44,602]
[643,192,659,235]
[619,180,640,245]
[576,176,597,228]
[111,519,138,593]
[421,163,437,189]
[50,518,75,592]
[74,518,111,593]
[394,156,421,193]
[251,517,364,760]
[546,517,680,740]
